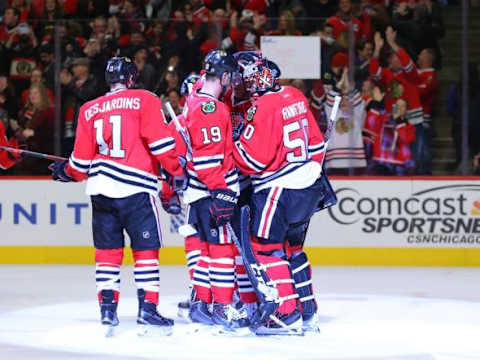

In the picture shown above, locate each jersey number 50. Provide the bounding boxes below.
[284,118,309,162]
[94,115,125,158]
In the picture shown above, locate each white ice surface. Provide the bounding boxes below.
[0,266,479,360]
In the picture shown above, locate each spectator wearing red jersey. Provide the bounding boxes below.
[326,0,365,47]
[385,26,437,174]
[4,21,38,96]
[9,0,30,22]
[227,9,266,51]
[363,88,415,176]
[0,7,20,47]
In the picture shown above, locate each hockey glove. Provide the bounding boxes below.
[161,192,182,215]
[209,189,238,226]
[49,160,74,182]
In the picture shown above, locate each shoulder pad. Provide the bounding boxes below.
[201,100,216,114]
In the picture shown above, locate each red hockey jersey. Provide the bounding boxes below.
[369,56,424,125]
[363,108,415,166]
[66,88,182,198]
[182,89,239,204]
[233,86,325,192]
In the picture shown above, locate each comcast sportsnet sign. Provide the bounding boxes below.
[309,179,480,248]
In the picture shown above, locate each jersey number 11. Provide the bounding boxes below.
[94,115,125,158]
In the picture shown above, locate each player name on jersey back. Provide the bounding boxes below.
[281,101,308,120]
[84,97,141,121]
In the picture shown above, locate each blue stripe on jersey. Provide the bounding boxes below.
[150,139,175,152]
[251,161,310,188]
[90,161,157,184]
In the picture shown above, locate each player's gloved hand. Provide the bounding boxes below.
[231,113,245,141]
[161,192,182,215]
[209,189,238,226]
[49,160,74,182]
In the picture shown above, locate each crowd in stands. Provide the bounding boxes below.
[0,0,456,176]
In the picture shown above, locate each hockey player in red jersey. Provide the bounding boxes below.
[181,50,249,330]
[49,57,184,336]
[232,56,326,335]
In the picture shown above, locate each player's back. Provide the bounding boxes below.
[79,88,162,197]
[235,86,324,191]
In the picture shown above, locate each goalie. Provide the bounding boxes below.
[232,56,327,335]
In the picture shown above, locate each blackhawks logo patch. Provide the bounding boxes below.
[201,101,216,114]
[335,116,354,134]
[246,105,257,122]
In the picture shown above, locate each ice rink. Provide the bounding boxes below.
[0,265,479,360]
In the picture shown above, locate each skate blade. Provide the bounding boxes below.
[302,324,321,333]
[254,327,304,336]
[212,325,252,337]
[103,324,116,338]
[177,307,191,321]
[137,324,173,337]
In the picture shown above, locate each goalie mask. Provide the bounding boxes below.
[242,57,281,95]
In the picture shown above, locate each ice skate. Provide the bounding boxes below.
[137,302,174,336]
[253,309,304,336]
[178,287,195,320]
[211,303,250,331]
[302,311,321,333]
[177,298,191,319]
[99,290,119,337]
[189,300,214,325]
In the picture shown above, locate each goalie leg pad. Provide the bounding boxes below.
[209,243,236,305]
[95,248,123,304]
[192,241,212,303]
[132,249,160,305]
[185,235,201,280]
[289,250,317,320]
[252,240,298,315]
[235,255,258,304]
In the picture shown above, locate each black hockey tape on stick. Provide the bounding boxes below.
[0,145,67,162]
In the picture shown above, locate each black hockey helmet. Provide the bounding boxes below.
[105,57,138,88]
[180,73,201,96]
[204,49,239,79]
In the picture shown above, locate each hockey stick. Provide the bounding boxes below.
[164,101,192,161]
[0,146,67,162]
[324,95,342,148]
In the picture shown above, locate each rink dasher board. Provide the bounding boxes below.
[0,176,479,266]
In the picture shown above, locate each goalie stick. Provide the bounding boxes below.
[0,146,67,162]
